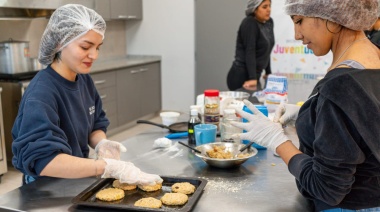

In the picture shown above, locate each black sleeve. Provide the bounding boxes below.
[265,60,271,75]
[265,18,273,75]
[288,96,365,206]
[240,18,260,80]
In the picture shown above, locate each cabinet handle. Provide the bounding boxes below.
[100,94,107,99]
[117,15,137,19]
[130,70,140,74]
[94,80,106,85]
[139,68,148,72]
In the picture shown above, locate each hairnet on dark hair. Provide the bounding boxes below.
[245,0,264,16]
[38,4,106,65]
[284,0,378,31]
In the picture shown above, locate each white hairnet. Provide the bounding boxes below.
[245,0,264,16]
[38,4,106,65]
[284,0,378,31]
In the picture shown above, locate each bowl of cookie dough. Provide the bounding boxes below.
[194,142,258,168]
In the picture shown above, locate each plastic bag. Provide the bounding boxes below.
[263,75,288,113]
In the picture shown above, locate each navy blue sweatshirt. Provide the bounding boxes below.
[289,68,380,211]
[12,66,109,178]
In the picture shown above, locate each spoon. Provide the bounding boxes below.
[178,141,203,155]
[234,141,255,158]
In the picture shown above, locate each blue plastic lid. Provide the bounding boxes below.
[243,105,268,117]
[242,105,268,149]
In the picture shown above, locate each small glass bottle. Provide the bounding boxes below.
[188,109,201,146]
[220,109,242,143]
[204,89,220,129]
[190,105,203,122]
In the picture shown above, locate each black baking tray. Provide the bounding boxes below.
[72,176,207,211]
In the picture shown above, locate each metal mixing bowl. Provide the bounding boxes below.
[194,142,258,168]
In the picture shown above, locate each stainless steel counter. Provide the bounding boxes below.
[91,55,162,73]
[0,127,313,212]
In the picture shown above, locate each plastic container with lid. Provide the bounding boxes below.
[242,105,268,149]
[203,89,220,129]
[220,109,242,143]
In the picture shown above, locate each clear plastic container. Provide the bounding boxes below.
[220,109,242,143]
[203,89,220,129]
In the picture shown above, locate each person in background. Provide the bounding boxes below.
[227,0,274,91]
[12,4,163,186]
[231,0,380,211]
[365,0,380,47]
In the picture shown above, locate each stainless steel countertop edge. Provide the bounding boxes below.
[91,55,162,73]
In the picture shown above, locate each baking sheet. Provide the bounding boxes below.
[72,176,207,211]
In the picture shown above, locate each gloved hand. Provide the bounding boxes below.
[95,139,127,160]
[273,103,300,126]
[101,158,163,186]
[231,99,290,153]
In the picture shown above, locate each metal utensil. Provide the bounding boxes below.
[136,120,188,133]
[234,141,255,158]
[178,141,202,154]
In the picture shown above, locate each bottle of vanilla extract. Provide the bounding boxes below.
[188,109,201,146]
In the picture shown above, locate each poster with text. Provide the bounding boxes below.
[270,0,332,80]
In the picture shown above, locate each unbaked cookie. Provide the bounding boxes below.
[95,188,125,201]
[138,183,162,192]
[161,193,188,206]
[134,197,162,209]
[171,182,196,194]
[112,180,137,190]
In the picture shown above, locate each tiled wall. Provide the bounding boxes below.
[0,19,126,60]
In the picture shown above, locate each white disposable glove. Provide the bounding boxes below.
[95,139,127,160]
[273,103,300,126]
[231,99,290,154]
[101,158,163,186]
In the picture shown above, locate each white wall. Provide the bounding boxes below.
[126,0,329,111]
[126,0,195,112]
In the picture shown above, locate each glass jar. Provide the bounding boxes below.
[203,89,220,129]
[220,109,242,143]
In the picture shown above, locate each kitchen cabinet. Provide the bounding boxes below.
[0,0,93,10]
[116,62,161,125]
[90,61,161,134]
[91,71,118,130]
[0,81,24,163]
[0,87,7,181]
[94,0,143,20]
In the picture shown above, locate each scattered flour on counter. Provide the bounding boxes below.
[201,177,254,194]
[200,177,257,204]
[169,149,183,159]
[131,142,183,162]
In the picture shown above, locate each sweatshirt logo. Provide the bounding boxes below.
[89,106,95,115]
